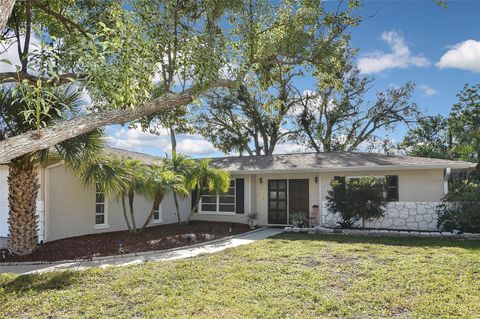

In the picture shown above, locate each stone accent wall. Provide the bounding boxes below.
[321,201,440,231]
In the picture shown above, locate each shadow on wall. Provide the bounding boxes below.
[269,233,480,251]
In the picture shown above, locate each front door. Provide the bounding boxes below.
[288,179,309,215]
[268,180,287,224]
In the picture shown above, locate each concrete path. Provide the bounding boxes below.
[0,228,284,275]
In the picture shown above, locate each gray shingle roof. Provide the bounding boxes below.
[106,148,476,172]
[105,148,165,165]
[207,152,476,172]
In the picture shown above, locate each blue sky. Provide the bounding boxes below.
[106,0,480,158]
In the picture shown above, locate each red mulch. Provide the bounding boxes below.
[2,221,250,263]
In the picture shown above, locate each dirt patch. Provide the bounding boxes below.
[2,221,250,263]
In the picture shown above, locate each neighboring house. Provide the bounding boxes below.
[0,148,476,242]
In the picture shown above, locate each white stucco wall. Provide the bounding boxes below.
[0,165,8,237]
[45,164,182,241]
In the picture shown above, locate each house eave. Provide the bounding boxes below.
[226,163,477,174]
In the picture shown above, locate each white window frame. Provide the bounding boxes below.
[94,184,109,229]
[199,180,236,215]
[153,203,163,224]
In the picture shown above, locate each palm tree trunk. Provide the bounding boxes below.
[185,195,202,225]
[173,191,181,224]
[141,193,164,231]
[7,156,39,255]
[121,195,132,231]
[128,189,137,233]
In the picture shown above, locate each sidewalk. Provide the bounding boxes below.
[0,228,284,275]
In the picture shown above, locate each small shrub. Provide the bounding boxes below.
[437,180,480,233]
[326,176,387,228]
[289,212,309,228]
[247,212,258,229]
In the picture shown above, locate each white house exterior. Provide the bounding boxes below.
[0,149,476,242]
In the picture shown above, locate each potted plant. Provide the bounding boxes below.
[247,212,258,229]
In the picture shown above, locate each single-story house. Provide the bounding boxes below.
[0,148,476,242]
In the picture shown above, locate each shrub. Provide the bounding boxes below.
[326,176,387,228]
[437,180,480,233]
[289,212,309,228]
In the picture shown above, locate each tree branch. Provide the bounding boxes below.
[0,0,16,32]
[0,71,78,85]
[31,0,87,36]
[0,79,237,163]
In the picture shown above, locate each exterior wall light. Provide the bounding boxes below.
[314,176,319,184]
[259,177,263,184]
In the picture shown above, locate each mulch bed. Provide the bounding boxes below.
[2,221,250,263]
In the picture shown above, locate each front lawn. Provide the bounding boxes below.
[1,234,479,318]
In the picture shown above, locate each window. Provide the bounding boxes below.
[332,175,399,202]
[200,180,236,213]
[95,183,108,227]
[385,175,399,202]
[153,204,162,223]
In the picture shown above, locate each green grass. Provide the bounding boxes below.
[1,234,479,319]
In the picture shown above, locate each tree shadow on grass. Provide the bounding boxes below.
[270,233,480,251]
[1,270,82,294]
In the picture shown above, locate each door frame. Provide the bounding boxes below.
[267,179,288,225]
[267,178,311,225]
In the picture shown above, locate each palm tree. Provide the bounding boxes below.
[122,159,147,232]
[185,159,230,224]
[164,153,194,224]
[73,156,148,233]
[140,165,187,231]
[0,87,102,255]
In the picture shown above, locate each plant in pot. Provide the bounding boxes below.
[289,212,309,229]
[247,212,258,229]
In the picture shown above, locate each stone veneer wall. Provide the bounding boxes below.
[321,201,440,231]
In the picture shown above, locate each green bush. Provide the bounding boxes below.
[326,176,387,228]
[437,180,480,233]
[289,212,309,228]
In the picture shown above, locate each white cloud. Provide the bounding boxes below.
[273,143,309,154]
[358,31,430,74]
[436,39,480,73]
[176,138,217,155]
[106,126,218,157]
[419,84,438,96]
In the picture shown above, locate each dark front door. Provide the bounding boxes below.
[288,179,309,215]
[268,180,287,224]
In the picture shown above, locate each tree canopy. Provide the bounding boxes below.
[0,0,361,163]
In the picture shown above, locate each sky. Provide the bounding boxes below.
[106,0,480,158]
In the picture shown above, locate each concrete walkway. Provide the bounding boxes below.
[0,228,284,275]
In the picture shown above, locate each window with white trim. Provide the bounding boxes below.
[153,204,162,223]
[200,180,236,213]
[95,183,107,226]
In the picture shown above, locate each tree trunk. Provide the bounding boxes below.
[170,126,177,157]
[128,189,137,233]
[0,79,237,164]
[185,193,202,225]
[0,0,16,32]
[173,191,181,224]
[121,195,132,231]
[7,156,39,255]
[141,193,164,231]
